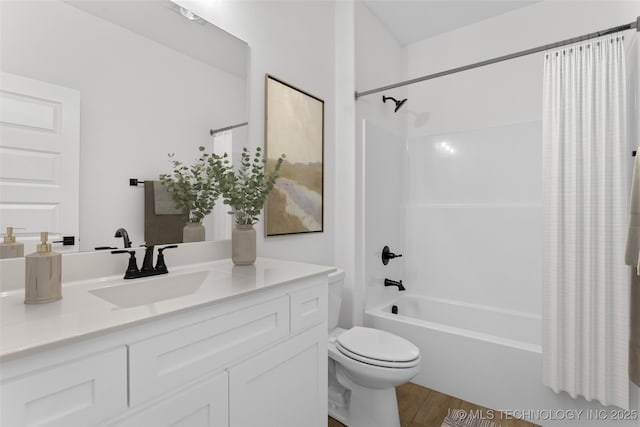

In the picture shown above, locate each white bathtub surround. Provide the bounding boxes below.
[542,34,630,409]
[362,121,407,313]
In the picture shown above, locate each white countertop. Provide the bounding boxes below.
[0,257,334,360]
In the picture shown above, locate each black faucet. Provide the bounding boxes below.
[114,228,132,248]
[111,245,177,279]
[384,278,405,291]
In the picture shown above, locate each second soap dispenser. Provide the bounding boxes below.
[25,232,62,304]
[0,227,24,259]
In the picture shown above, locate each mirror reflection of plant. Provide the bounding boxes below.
[219,147,285,225]
[159,146,227,223]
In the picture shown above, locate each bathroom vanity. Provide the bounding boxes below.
[0,257,332,427]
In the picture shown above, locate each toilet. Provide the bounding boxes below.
[328,270,420,427]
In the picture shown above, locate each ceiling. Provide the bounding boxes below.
[65,0,247,78]
[363,0,541,45]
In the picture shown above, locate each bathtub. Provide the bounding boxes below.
[366,295,541,405]
[365,295,635,426]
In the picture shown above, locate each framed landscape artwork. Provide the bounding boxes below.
[264,74,324,236]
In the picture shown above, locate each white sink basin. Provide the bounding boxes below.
[90,270,209,308]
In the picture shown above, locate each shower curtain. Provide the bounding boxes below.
[542,33,629,409]
[211,130,233,240]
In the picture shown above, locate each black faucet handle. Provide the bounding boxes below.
[111,250,139,278]
[382,245,403,265]
[155,245,177,274]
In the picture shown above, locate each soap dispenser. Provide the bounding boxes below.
[25,232,62,304]
[0,227,24,259]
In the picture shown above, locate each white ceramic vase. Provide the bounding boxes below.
[183,222,205,243]
[232,224,256,265]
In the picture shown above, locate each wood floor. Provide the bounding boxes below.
[328,382,541,427]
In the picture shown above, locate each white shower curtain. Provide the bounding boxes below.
[542,34,629,409]
[211,130,233,240]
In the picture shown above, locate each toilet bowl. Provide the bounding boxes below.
[328,270,420,427]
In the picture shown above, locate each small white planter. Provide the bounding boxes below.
[183,222,205,243]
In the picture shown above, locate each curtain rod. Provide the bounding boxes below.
[355,16,639,99]
[209,121,248,136]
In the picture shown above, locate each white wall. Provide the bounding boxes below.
[405,0,640,316]
[354,2,408,324]
[176,0,336,266]
[406,1,640,137]
[334,0,358,328]
[355,2,407,138]
[0,0,246,250]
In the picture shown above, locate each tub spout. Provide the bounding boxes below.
[384,278,405,291]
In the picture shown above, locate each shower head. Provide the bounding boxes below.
[382,95,407,113]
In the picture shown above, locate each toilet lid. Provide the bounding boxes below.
[335,342,420,368]
[336,327,420,364]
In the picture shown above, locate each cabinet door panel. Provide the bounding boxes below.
[229,326,326,427]
[129,296,289,406]
[113,371,228,427]
[1,347,127,427]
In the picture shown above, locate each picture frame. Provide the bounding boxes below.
[264,74,324,236]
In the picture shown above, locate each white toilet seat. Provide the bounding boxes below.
[335,326,420,368]
[336,341,420,368]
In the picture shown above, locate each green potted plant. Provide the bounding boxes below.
[159,146,226,242]
[219,146,285,265]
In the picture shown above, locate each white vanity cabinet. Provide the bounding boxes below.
[0,265,329,427]
[1,347,128,427]
[229,284,327,427]
[127,295,290,407]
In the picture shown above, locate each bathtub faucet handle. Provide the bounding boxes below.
[382,245,403,265]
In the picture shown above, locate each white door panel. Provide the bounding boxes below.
[0,72,80,254]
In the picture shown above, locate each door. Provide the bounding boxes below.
[229,326,327,427]
[1,347,127,427]
[113,371,228,427]
[0,72,80,253]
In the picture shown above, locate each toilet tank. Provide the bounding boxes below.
[328,269,345,331]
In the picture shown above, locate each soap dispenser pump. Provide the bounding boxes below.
[0,227,24,259]
[25,232,62,304]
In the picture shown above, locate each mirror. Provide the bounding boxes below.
[0,0,248,254]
